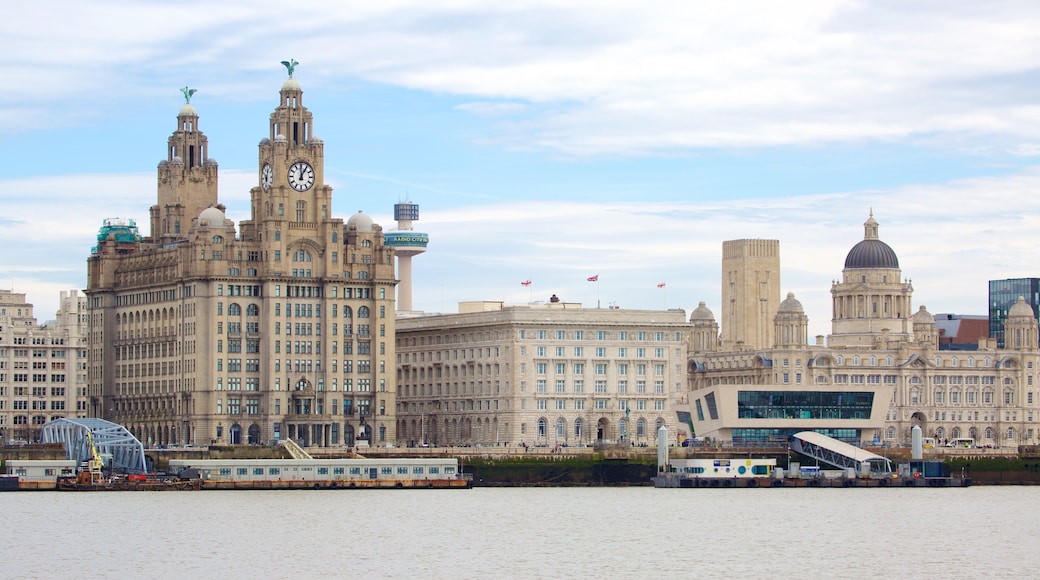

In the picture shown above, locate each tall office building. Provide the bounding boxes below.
[989,278,1040,348]
[86,65,397,449]
[0,290,87,443]
[721,239,780,350]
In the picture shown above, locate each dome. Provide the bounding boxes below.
[158,160,169,167]
[198,207,226,227]
[171,156,183,166]
[1009,296,1034,318]
[844,213,899,269]
[777,292,804,313]
[205,158,218,166]
[689,301,715,322]
[281,77,302,92]
[259,138,271,146]
[310,136,323,144]
[347,210,374,232]
[178,103,197,117]
[913,305,934,324]
[274,134,287,143]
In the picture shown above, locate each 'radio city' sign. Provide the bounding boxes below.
[384,232,429,247]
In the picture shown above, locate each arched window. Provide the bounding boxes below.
[246,304,259,316]
[853,356,860,366]
[293,249,312,262]
[886,427,896,439]
[358,306,370,318]
[556,418,566,438]
[636,418,646,438]
[935,427,945,439]
[836,355,844,365]
[211,235,223,244]
[951,356,959,367]
[343,306,352,319]
[537,418,547,437]
[574,418,584,439]
[985,427,994,439]
[870,356,877,366]
[1007,427,1015,440]
[228,303,242,316]
[361,239,372,248]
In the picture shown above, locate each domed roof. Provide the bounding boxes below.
[281,77,302,92]
[1009,296,1034,318]
[844,212,899,269]
[178,103,197,117]
[912,305,934,323]
[777,292,804,313]
[689,301,715,322]
[198,206,225,227]
[347,210,374,232]
[205,158,218,166]
[171,156,183,166]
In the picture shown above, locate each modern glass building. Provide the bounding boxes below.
[989,278,1040,348]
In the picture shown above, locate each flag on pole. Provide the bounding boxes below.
[657,282,666,288]
[521,280,532,286]
[587,275,599,282]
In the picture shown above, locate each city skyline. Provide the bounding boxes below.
[5,2,1040,338]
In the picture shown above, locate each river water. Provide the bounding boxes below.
[2,486,1036,579]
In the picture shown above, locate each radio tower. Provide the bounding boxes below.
[384,201,428,312]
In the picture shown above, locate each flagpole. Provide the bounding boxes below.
[597,278,601,309]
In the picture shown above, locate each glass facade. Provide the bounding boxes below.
[988,278,1040,348]
[737,391,874,420]
[732,428,861,445]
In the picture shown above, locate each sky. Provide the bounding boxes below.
[4,0,1040,339]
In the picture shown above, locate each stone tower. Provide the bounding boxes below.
[721,239,780,350]
[150,93,219,244]
[828,212,913,348]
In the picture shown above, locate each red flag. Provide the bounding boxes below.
[587,275,599,282]
[521,280,532,286]
[657,282,666,288]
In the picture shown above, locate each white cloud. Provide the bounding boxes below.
[7,1,1040,153]
[4,166,1040,334]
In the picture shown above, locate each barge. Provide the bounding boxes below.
[168,457,473,490]
[652,428,971,488]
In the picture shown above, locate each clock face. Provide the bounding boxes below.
[261,163,273,192]
[288,161,315,192]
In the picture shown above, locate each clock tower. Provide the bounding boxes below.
[150,87,219,243]
[240,60,333,250]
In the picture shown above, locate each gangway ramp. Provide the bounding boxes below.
[278,438,313,460]
[790,431,892,475]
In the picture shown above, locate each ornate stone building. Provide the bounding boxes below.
[86,66,397,449]
[686,213,1040,447]
[395,301,689,447]
[0,290,87,443]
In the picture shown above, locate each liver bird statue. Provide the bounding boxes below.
[180,86,197,104]
[281,59,299,78]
